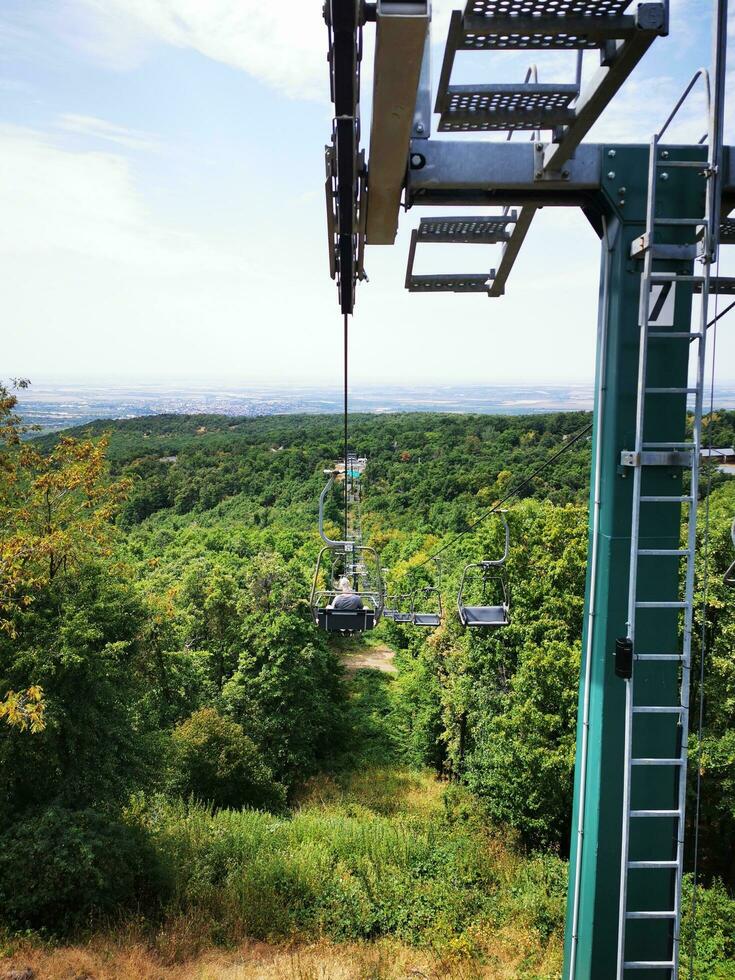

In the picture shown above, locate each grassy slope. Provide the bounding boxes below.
[0,659,565,980]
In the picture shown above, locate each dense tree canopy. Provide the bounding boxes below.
[1,401,733,939]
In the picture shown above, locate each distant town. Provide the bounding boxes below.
[13,380,735,433]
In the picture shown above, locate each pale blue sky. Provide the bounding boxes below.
[1,1,733,386]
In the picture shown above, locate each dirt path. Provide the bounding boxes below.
[341,643,397,674]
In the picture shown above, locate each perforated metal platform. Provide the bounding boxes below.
[439,83,577,131]
[407,274,493,293]
[416,215,517,243]
[721,217,735,245]
[459,0,634,49]
[466,0,631,18]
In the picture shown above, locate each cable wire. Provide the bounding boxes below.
[343,312,349,544]
[413,419,593,569]
[688,250,721,979]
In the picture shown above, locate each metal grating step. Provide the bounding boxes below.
[416,215,516,244]
[461,0,634,50]
[406,274,492,294]
[694,276,735,295]
[439,83,577,132]
[721,217,735,244]
[467,0,631,13]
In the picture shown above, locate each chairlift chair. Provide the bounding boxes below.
[382,594,400,621]
[411,586,443,627]
[458,512,511,628]
[310,476,384,635]
[393,594,414,624]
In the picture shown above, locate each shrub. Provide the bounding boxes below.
[168,708,285,811]
[0,806,161,932]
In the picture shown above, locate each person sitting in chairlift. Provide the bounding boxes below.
[330,576,364,610]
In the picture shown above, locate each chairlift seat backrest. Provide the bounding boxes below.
[316,608,376,634]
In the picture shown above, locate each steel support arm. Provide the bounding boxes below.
[543,8,667,174]
[366,0,429,244]
[407,141,735,210]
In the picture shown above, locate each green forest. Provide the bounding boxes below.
[1,387,735,979]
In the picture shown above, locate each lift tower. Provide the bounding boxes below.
[323,1,733,976]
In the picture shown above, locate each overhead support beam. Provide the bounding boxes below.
[542,4,668,173]
[407,140,602,207]
[408,142,735,209]
[366,0,429,245]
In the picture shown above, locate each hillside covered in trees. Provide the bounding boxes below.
[1,391,735,978]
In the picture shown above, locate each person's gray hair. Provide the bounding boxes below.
[337,576,351,591]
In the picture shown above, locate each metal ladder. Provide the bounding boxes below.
[616,73,718,978]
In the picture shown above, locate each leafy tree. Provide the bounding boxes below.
[168,707,285,811]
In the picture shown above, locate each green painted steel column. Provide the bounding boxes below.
[563,144,707,979]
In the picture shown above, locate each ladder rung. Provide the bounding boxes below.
[628,860,679,868]
[636,601,688,609]
[633,705,684,714]
[642,441,695,449]
[656,159,706,168]
[631,758,685,766]
[649,273,705,282]
[626,910,677,919]
[637,549,691,557]
[630,809,681,818]
[648,331,702,340]
[644,387,698,394]
[653,217,705,225]
[640,495,693,503]
[624,963,676,971]
[635,654,684,662]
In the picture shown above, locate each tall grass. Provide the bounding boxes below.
[128,777,565,974]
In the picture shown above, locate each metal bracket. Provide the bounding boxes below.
[620,450,693,468]
[630,233,700,260]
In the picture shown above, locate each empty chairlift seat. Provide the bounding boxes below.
[411,587,443,627]
[457,512,511,628]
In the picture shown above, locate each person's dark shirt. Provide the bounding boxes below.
[332,591,363,610]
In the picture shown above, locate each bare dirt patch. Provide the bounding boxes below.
[341,643,396,674]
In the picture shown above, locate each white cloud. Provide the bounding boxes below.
[78,0,330,100]
[0,123,272,275]
[57,113,162,151]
